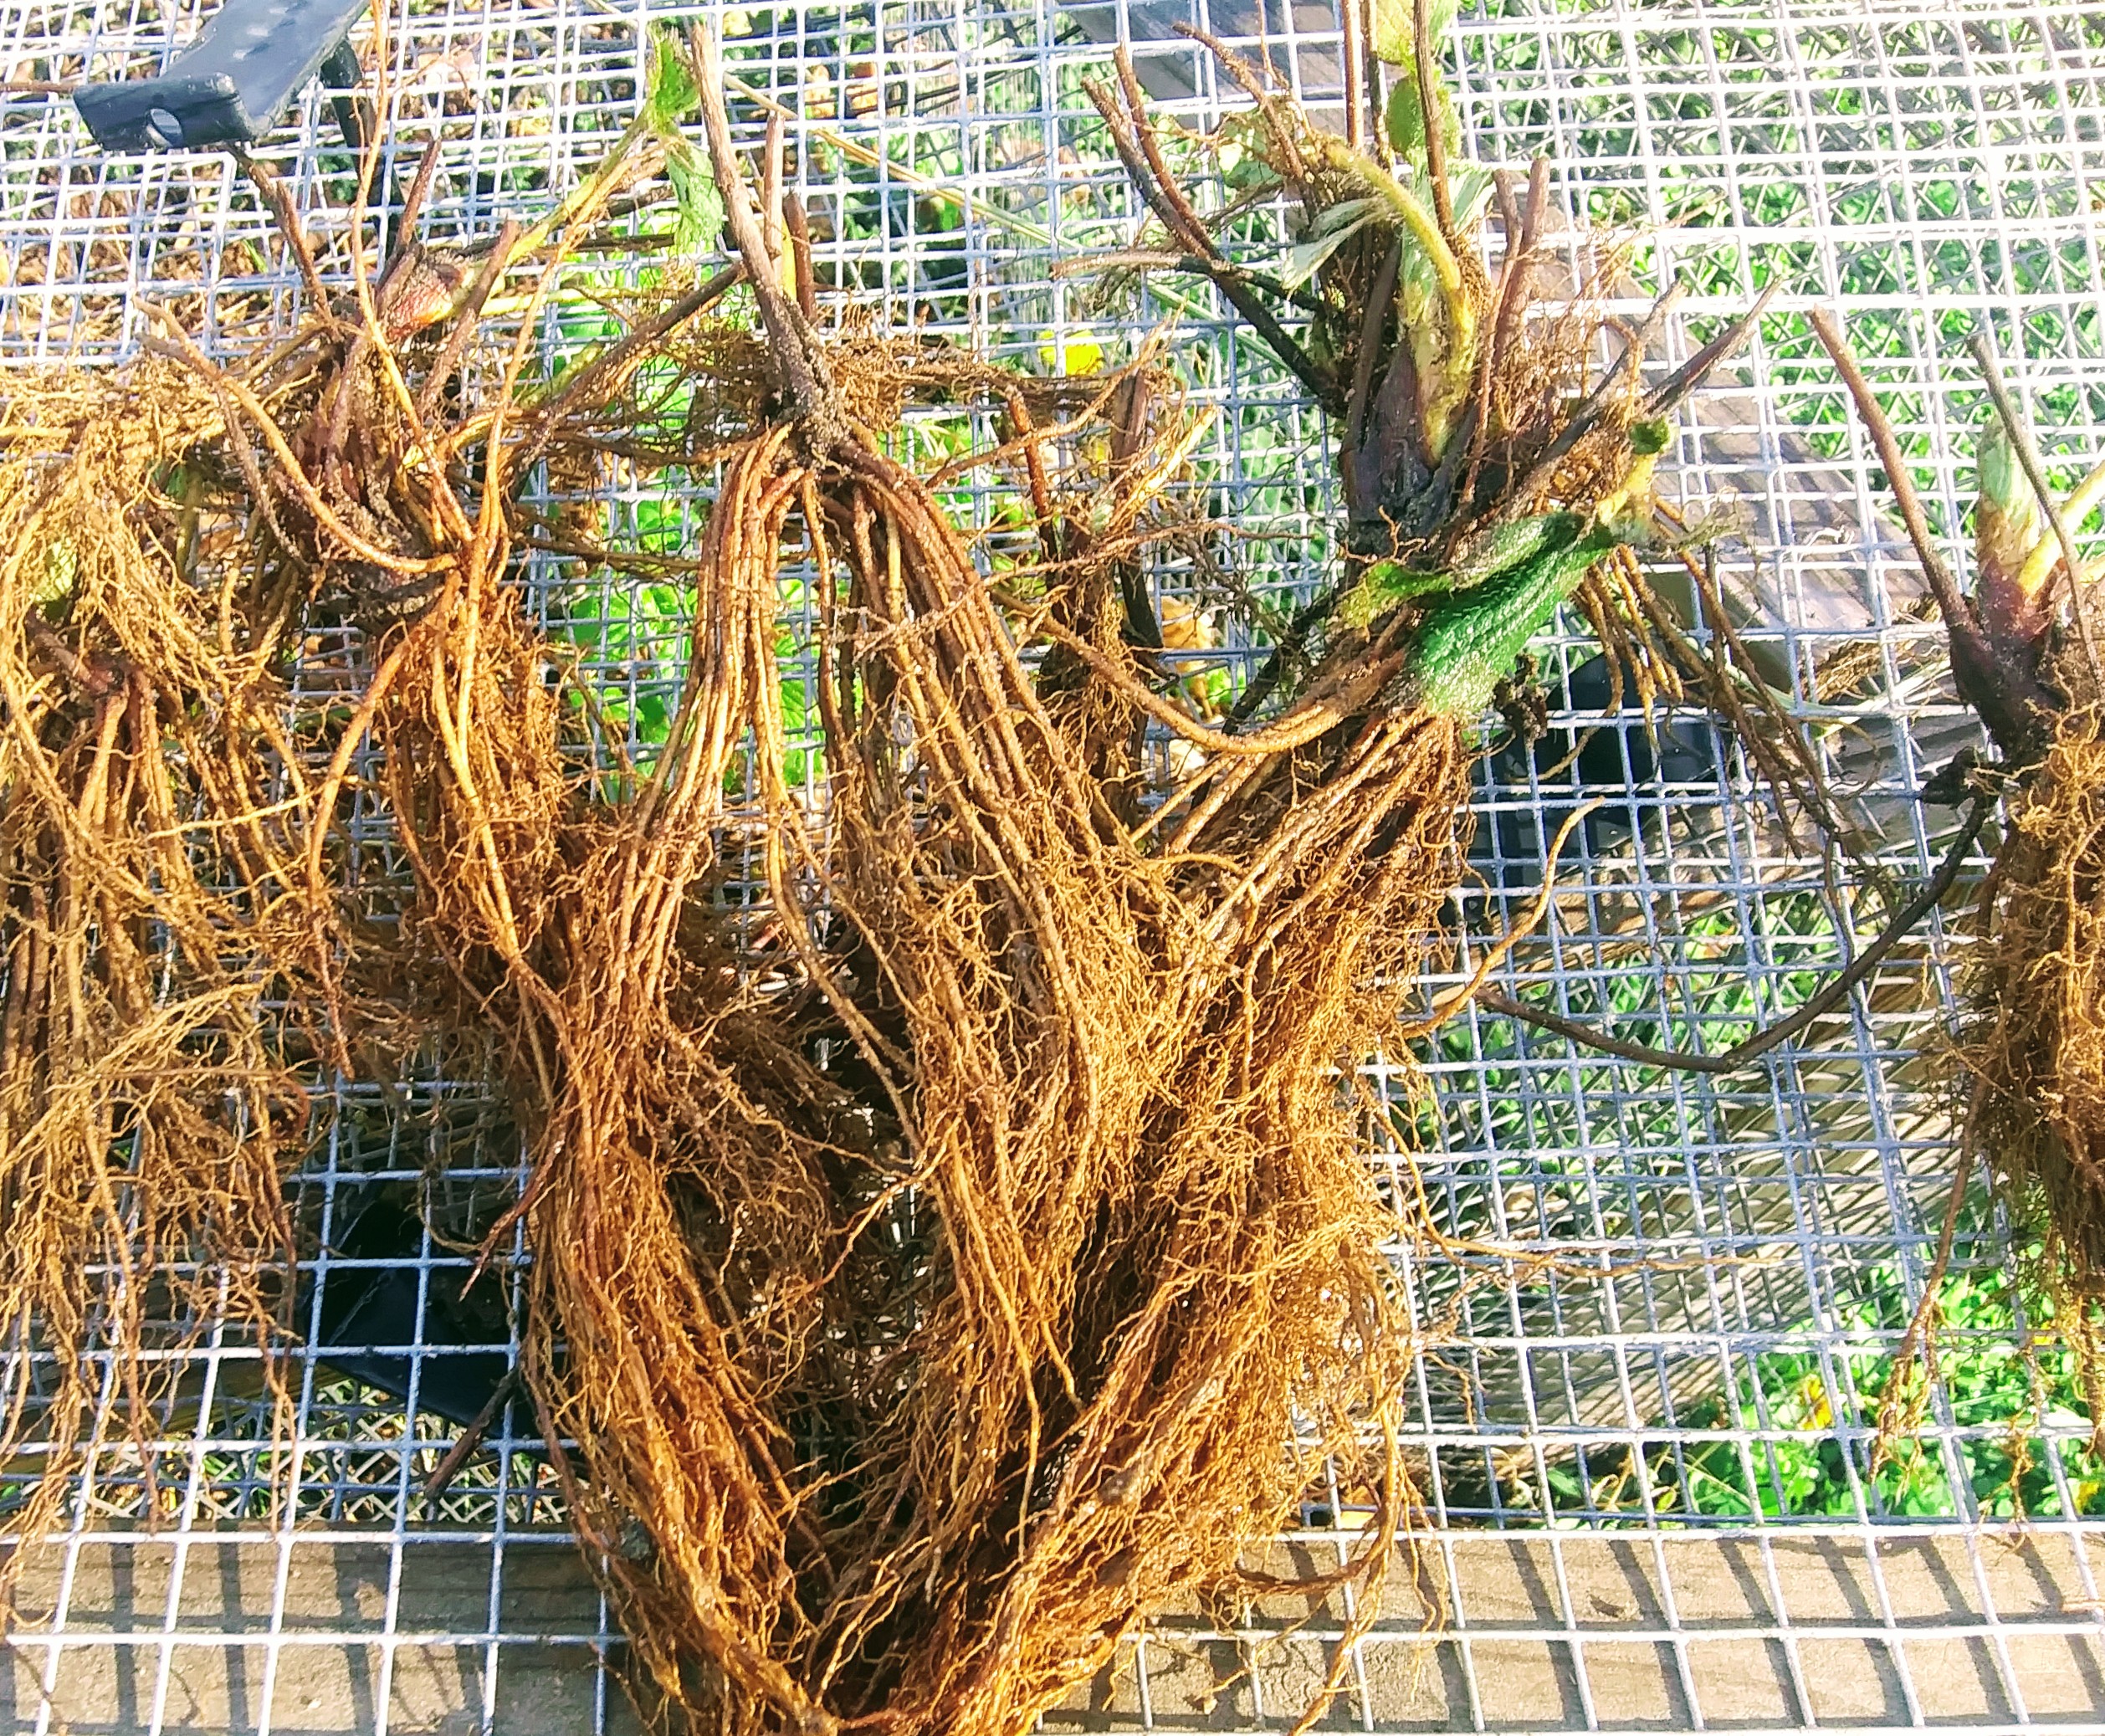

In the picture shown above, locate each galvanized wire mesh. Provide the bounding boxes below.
[4,0,2105,1730]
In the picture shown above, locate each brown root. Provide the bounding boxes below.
[1966,699,2105,1436]
[453,411,1468,1733]
[3,38,1813,1734]
[0,366,310,1589]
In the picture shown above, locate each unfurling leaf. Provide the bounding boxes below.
[1974,422,2041,586]
[1338,558,1450,630]
[1973,421,2051,659]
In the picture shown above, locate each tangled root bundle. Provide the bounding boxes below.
[502,415,1467,1733]
[1969,696,2105,1408]
[0,367,311,1573]
[3,19,1792,1734]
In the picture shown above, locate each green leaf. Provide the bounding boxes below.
[1627,417,1672,457]
[1375,0,1462,162]
[644,28,699,138]
[1277,201,1376,290]
[1385,77,1428,158]
[1216,112,1277,191]
[1386,64,1460,166]
[1372,0,1412,64]
[1372,0,1459,66]
[666,143,725,255]
[1310,195,1379,238]
[1448,165,1494,230]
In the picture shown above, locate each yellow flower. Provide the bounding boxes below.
[1037,331,1104,376]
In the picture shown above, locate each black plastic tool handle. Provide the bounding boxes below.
[74,0,369,151]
